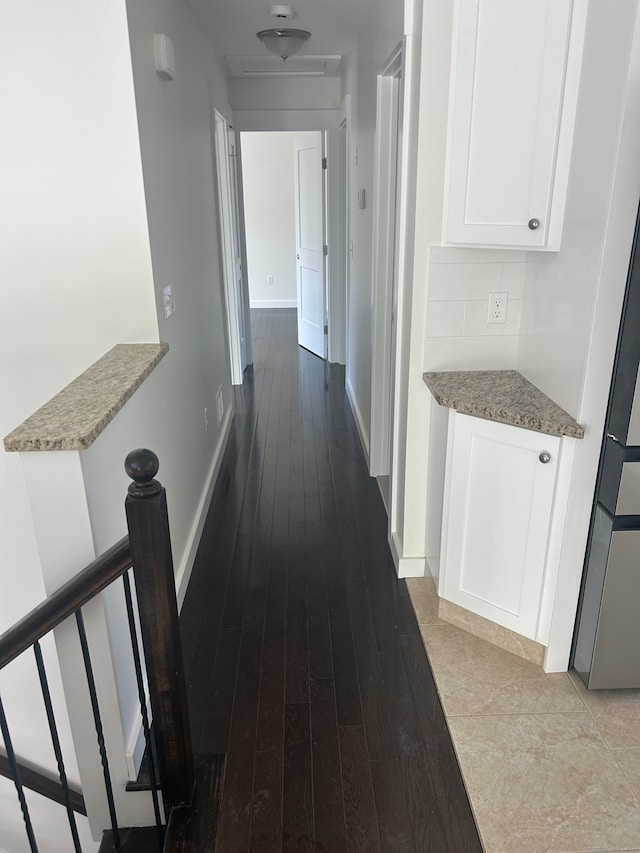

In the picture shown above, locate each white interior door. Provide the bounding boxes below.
[294,133,325,358]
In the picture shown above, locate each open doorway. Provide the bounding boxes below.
[240,130,346,363]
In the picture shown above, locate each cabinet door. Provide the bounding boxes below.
[444,0,583,249]
[441,414,561,638]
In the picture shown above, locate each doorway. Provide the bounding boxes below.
[239,130,347,364]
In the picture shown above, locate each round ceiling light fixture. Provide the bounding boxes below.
[257,28,310,61]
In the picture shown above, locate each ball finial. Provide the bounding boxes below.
[125,449,161,497]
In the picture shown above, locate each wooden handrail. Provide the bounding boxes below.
[0,537,132,671]
[0,753,86,815]
[0,447,195,841]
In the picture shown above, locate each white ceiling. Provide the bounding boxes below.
[186,0,373,77]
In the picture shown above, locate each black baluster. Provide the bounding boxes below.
[122,571,164,848]
[33,640,82,852]
[75,609,120,849]
[0,692,38,852]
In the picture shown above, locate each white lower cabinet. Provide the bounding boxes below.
[440,412,561,639]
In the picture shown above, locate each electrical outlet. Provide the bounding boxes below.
[204,407,208,431]
[266,274,274,285]
[162,284,175,320]
[487,292,508,324]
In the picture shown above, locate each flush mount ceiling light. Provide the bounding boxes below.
[256,28,310,61]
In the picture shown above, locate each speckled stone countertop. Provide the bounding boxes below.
[4,343,169,452]
[423,370,584,439]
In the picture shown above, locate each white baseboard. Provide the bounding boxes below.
[345,378,370,464]
[126,697,150,780]
[425,555,440,585]
[176,404,233,609]
[389,530,401,573]
[389,530,426,578]
[250,299,297,309]
[398,555,426,578]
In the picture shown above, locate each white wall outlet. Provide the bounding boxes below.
[204,407,208,431]
[162,284,175,319]
[215,386,224,427]
[266,274,274,285]
[487,291,508,324]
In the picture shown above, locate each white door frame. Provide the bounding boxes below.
[213,108,247,385]
[230,113,347,368]
[370,45,404,476]
[232,129,253,368]
[326,115,348,364]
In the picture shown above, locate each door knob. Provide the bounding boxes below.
[539,452,551,464]
[528,218,540,230]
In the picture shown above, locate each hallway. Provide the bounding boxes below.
[179,309,482,852]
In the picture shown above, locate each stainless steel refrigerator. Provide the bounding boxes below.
[572,205,640,689]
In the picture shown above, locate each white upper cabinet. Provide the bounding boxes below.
[444,0,587,250]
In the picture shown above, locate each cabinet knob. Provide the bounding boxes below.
[528,218,540,230]
[539,451,551,464]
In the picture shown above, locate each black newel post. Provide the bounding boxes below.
[124,449,195,814]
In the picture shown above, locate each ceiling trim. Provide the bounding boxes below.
[225,54,342,77]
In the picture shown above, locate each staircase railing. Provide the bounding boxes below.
[0,449,194,852]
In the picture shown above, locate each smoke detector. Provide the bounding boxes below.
[269,5,294,19]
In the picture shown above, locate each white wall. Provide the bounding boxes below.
[229,77,342,111]
[517,1,638,416]
[515,0,640,668]
[0,778,97,853]
[125,0,232,596]
[0,2,158,847]
[241,132,298,308]
[0,0,233,842]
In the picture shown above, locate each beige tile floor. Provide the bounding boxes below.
[406,577,640,853]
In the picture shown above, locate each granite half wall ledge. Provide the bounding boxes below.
[423,369,584,439]
[4,343,169,452]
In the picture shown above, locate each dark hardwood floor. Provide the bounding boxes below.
[179,309,482,853]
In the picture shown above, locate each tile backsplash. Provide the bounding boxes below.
[425,248,526,371]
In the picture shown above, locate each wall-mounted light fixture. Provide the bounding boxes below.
[256,28,310,61]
